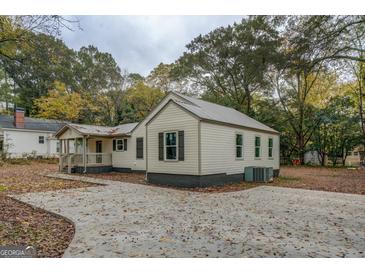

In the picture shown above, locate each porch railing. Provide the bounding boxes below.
[86,153,112,166]
[60,153,112,172]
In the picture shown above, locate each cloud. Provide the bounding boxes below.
[61,16,243,76]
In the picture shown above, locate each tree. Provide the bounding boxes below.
[0,68,13,114]
[346,22,365,143]
[124,81,164,121]
[1,33,77,114]
[270,16,350,163]
[174,16,280,115]
[0,16,78,61]
[33,81,86,122]
[310,94,362,166]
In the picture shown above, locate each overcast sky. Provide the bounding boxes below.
[61,16,243,76]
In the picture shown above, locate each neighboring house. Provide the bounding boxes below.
[56,92,280,186]
[345,145,365,166]
[0,101,14,112]
[304,145,365,166]
[0,108,65,158]
[304,151,327,166]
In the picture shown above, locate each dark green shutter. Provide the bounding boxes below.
[124,139,128,151]
[112,139,116,151]
[136,137,143,159]
[178,131,184,161]
[158,132,163,161]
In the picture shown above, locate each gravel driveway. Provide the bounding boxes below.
[14,174,365,258]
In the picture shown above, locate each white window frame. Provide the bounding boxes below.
[254,135,261,159]
[164,131,178,161]
[235,133,244,160]
[268,137,274,159]
[116,139,124,152]
[39,136,45,144]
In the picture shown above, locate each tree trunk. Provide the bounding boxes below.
[297,133,305,165]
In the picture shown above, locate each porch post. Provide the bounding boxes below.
[59,139,63,172]
[83,136,87,173]
[67,139,71,174]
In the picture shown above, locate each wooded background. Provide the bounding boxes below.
[0,15,364,164]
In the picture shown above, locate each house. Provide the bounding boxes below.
[0,108,65,158]
[304,151,327,166]
[345,145,364,166]
[55,92,280,187]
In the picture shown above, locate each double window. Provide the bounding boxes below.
[236,134,243,159]
[39,136,45,144]
[255,136,261,158]
[165,132,177,160]
[268,137,273,158]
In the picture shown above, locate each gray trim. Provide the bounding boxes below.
[147,172,244,188]
[71,166,146,174]
[73,166,113,173]
[112,167,132,173]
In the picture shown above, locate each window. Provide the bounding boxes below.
[136,137,143,159]
[354,151,359,156]
[236,134,243,159]
[165,132,177,160]
[116,139,124,151]
[39,136,44,144]
[255,136,261,158]
[56,141,60,153]
[268,137,273,158]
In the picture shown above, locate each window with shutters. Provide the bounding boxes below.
[268,137,273,158]
[136,137,143,159]
[236,134,243,159]
[164,131,177,160]
[255,136,261,158]
[116,139,124,151]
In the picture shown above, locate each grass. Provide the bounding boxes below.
[0,185,8,192]
[277,175,300,181]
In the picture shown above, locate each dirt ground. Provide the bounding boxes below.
[83,166,365,195]
[274,166,365,195]
[0,162,95,257]
[1,163,364,257]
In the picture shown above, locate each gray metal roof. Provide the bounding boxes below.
[64,122,139,136]
[0,115,66,132]
[172,92,279,134]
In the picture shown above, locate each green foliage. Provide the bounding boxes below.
[33,81,86,122]
[174,16,280,115]
[1,14,364,164]
[124,81,164,121]
[310,93,362,166]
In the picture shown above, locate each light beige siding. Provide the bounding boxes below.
[112,92,184,171]
[112,125,146,171]
[200,122,279,175]
[87,138,112,154]
[58,127,82,139]
[147,102,199,175]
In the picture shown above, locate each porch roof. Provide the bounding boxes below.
[55,122,139,138]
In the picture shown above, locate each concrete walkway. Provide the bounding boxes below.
[14,173,365,257]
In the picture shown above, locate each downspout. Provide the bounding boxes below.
[145,124,148,181]
[83,135,87,173]
[198,119,201,176]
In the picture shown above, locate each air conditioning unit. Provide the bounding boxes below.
[244,166,273,182]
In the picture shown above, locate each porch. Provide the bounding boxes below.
[59,136,113,174]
